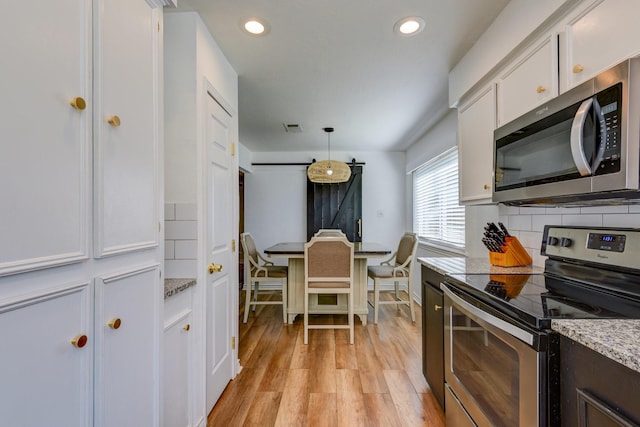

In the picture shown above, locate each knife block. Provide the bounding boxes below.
[489,236,532,267]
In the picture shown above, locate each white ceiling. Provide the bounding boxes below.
[173,0,510,152]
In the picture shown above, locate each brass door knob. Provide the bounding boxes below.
[209,263,223,274]
[108,318,122,330]
[183,324,190,332]
[70,97,86,110]
[536,85,546,93]
[483,184,491,190]
[107,115,121,127]
[71,334,88,348]
[434,304,443,311]
[573,64,584,74]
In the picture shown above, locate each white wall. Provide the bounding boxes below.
[244,150,406,259]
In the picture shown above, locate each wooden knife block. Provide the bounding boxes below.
[489,236,532,267]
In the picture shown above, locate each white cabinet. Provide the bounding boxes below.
[94,265,161,427]
[560,0,640,90]
[0,0,91,276]
[163,289,194,427]
[457,85,496,204]
[497,35,558,126]
[0,283,92,427]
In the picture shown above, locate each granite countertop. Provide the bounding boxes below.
[418,256,544,276]
[164,278,196,299]
[551,319,640,373]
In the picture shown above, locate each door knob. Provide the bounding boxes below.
[209,263,223,274]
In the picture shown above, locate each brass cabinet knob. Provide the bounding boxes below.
[108,318,122,330]
[71,334,88,348]
[573,64,584,74]
[434,304,443,311]
[70,97,86,110]
[107,115,121,127]
[208,263,223,274]
[536,85,546,93]
[483,184,491,190]
[183,324,191,332]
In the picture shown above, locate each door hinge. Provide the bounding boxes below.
[232,239,236,252]
[158,21,160,32]
[230,142,235,156]
[231,336,236,350]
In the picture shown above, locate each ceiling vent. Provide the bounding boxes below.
[283,123,303,133]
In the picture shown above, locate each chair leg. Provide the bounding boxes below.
[374,279,380,324]
[304,289,309,344]
[395,281,401,313]
[348,290,354,345]
[243,281,252,323]
[282,279,288,324]
[408,278,416,323]
[253,282,259,311]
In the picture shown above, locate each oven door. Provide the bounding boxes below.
[441,283,541,427]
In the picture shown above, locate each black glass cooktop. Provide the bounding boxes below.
[444,273,640,330]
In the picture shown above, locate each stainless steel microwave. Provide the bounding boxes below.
[493,58,640,206]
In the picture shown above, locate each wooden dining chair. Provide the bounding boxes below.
[241,232,288,323]
[304,235,355,344]
[367,232,418,324]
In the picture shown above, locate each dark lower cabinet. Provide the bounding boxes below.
[560,335,640,426]
[422,265,445,410]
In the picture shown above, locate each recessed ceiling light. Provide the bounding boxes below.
[394,16,425,37]
[242,18,269,36]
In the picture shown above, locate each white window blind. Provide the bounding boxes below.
[413,147,465,250]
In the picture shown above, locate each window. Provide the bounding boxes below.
[413,147,465,250]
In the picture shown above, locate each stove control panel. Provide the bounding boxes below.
[542,225,640,270]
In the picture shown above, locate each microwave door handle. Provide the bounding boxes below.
[591,99,606,172]
[570,98,594,176]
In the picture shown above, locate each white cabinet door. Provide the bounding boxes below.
[497,35,558,127]
[561,0,640,90]
[94,0,160,257]
[458,85,496,204]
[163,300,193,427]
[0,0,90,276]
[0,283,92,427]
[94,265,161,427]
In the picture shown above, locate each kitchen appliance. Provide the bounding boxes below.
[493,58,640,206]
[441,225,640,426]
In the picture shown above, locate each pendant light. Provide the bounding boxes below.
[307,127,352,183]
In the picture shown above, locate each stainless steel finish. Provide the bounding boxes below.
[445,384,477,427]
[570,98,594,176]
[493,58,640,205]
[442,283,540,427]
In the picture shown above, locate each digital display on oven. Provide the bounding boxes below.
[587,233,626,252]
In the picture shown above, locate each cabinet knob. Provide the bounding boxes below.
[71,334,88,348]
[483,184,491,190]
[573,64,584,74]
[70,97,86,110]
[536,85,546,94]
[107,115,121,127]
[183,324,191,332]
[434,304,443,311]
[107,318,122,330]
[209,263,223,274]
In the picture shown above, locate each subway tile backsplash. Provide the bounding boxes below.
[498,204,639,267]
[165,202,197,278]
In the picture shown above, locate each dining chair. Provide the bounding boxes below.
[304,235,355,344]
[314,229,346,237]
[367,232,418,324]
[240,232,288,323]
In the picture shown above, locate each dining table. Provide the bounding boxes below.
[264,241,391,324]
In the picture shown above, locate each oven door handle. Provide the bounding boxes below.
[441,283,534,346]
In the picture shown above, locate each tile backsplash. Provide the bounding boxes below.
[165,202,198,278]
[498,204,640,267]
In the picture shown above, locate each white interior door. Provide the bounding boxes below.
[205,92,234,411]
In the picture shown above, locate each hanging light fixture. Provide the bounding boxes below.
[307,127,352,184]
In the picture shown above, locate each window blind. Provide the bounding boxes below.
[413,147,465,250]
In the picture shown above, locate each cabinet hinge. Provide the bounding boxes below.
[231,336,236,350]
[159,270,162,279]
[158,21,160,32]
[230,142,235,156]
[158,222,161,232]
[232,239,236,252]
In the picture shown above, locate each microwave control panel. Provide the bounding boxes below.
[595,83,622,175]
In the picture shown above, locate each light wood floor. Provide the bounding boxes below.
[207,291,445,426]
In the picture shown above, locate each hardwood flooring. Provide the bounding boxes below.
[207,292,445,426]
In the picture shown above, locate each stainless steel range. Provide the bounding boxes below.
[441,225,640,427]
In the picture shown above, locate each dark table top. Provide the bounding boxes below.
[264,241,391,256]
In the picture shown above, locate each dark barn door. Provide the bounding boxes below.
[307,165,362,242]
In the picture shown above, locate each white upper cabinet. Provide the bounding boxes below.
[458,85,496,204]
[94,0,160,257]
[0,0,91,276]
[497,35,558,127]
[560,0,640,90]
